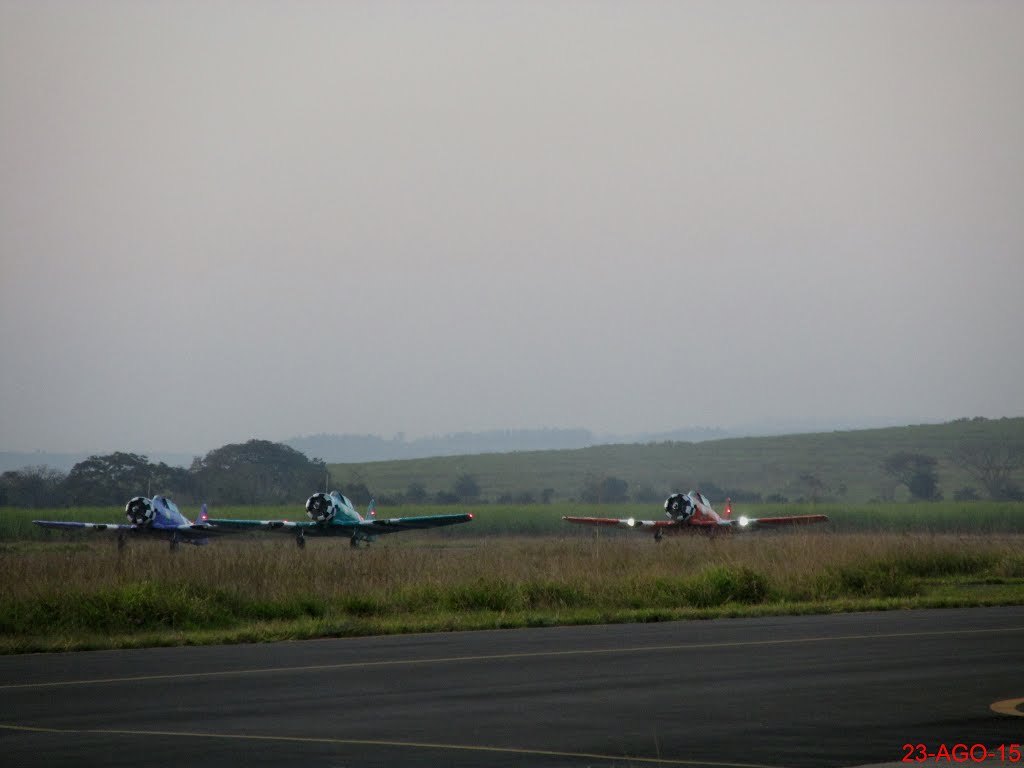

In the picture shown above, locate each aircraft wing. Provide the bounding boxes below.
[730,514,829,529]
[207,514,473,536]
[562,516,677,533]
[353,513,474,535]
[204,518,308,532]
[33,520,239,538]
[33,520,135,533]
[179,522,242,537]
[563,514,828,533]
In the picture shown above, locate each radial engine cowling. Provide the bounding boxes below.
[664,493,694,521]
[125,496,156,525]
[306,493,336,523]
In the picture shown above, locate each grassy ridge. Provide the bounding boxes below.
[2,527,1024,653]
[327,417,1024,502]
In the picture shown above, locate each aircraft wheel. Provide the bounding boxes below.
[117,533,127,551]
[169,538,180,552]
[296,535,306,550]
[350,537,360,548]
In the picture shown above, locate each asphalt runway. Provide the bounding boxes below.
[2,607,1023,767]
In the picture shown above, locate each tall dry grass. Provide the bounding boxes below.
[3,531,1023,644]
[5,531,1024,600]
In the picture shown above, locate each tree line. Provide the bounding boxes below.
[0,440,327,508]
[2,438,1021,508]
[878,444,1024,502]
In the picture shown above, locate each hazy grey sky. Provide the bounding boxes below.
[2,1,1023,453]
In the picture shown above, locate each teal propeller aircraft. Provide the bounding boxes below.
[207,490,473,548]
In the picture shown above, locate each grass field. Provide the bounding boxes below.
[3,502,1024,654]
[6,419,1021,654]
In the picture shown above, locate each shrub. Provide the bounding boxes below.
[685,566,769,607]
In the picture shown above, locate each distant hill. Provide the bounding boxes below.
[285,426,732,463]
[325,418,1024,505]
[0,423,889,473]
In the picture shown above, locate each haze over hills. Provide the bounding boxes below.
[0,418,978,472]
[0,427,725,472]
[285,416,938,463]
[283,426,735,464]
[0,451,197,474]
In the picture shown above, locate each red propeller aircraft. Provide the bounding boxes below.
[563,491,828,541]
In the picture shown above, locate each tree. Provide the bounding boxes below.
[632,485,664,503]
[695,480,727,499]
[336,469,373,506]
[63,452,158,505]
[497,490,536,504]
[580,475,629,504]
[881,452,942,501]
[405,481,428,505]
[795,472,827,504]
[150,462,194,499]
[0,465,67,507]
[189,440,326,504]
[787,472,847,504]
[453,474,481,504]
[951,441,1024,501]
[953,486,982,502]
[342,481,373,507]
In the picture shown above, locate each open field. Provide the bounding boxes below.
[3,503,1024,653]
[327,417,1024,503]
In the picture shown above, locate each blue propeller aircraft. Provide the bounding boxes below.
[207,490,474,548]
[34,495,236,551]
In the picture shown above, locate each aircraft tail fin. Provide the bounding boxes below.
[723,498,732,519]
[366,498,376,518]
[198,503,209,522]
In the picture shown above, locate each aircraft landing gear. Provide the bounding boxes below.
[117,532,127,551]
[350,535,361,548]
[654,529,663,543]
[169,536,180,552]
[295,532,306,549]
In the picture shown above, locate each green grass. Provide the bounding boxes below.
[2,528,1024,653]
